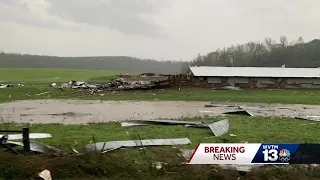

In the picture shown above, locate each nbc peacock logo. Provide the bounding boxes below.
[279,149,291,162]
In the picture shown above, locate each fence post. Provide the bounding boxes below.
[22,127,30,151]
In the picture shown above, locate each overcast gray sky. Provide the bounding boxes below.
[0,0,319,61]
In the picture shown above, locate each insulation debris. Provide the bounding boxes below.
[38,169,52,180]
[0,133,52,140]
[0,83,24,88]
[84,138,192,152]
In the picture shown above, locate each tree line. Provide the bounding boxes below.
[0,52,188,74]
[190,36,320,68]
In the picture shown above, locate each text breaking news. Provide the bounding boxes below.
[188,143,320,164]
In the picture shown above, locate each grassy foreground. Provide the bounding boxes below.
[1,116,320,179]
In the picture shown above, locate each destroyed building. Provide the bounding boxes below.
[169,66,320,89]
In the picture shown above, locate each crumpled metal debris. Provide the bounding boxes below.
[0,83,24,88]
[84,138,192,152]
[2,140,63,155]
[29,141,64,155]
[122,119,229,137]
[0,133,52,140]
[121,119,204,127]
[207,120,229,137]
[184,120,230,136]
[223,110,254,116]
[204,104,240,108]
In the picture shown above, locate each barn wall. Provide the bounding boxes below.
[195,76,320,89]
[166,75,320,89]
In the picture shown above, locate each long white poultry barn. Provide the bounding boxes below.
[188,66,320,89]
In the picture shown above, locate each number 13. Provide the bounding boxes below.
[263,149,278,161]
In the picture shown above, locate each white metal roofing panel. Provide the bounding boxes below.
[189,66,320,78]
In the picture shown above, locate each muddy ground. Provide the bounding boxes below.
[0,100,319,124]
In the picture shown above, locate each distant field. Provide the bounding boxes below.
[0,68,132,83]
[0,68,319,105]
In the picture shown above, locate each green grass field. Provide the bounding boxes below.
[0,68,320,180]
[0,68,127,83]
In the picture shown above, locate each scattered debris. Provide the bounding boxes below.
[0,133,52,140]
[204,104,239,108]
[230,134,237,137]
[139,73,156,77]
[20,112,91,117]
[29,141,64,155]
[199,110,214,114]
[71,147,81,155]
[215,86,241,90]
[121,119,203,127]
[2,140,63,155]
[0,83,24,88]
[84,138,192,152]
[295,116,320,121]
[38,169,52,180]
[36,91,51,96]
[300,123,316,126]
[152,162,166,170]
[223,110,254,116]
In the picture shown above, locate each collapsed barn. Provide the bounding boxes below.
[168,66,320,89]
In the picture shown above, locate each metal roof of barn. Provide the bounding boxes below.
[189,66,320,78]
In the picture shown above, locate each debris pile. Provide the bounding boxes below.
[0,83,24,88]
[139,73,156,77]
[52,78,170,91]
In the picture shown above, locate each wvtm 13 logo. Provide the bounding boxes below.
[262,145,291,163]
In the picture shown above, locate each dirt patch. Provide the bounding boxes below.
[0,100,319,124]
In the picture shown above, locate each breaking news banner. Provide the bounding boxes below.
[188,143,320,164]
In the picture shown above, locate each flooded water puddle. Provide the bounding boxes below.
[0,100,319,124]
